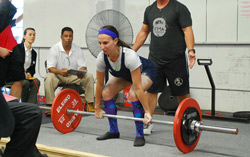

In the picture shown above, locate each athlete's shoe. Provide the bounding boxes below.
[143,123,153,135]
[134,136,145,147]
[96,132,120,140]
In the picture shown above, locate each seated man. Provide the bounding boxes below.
[45,27,95,114]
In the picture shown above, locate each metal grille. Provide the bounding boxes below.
[85,9,133,58]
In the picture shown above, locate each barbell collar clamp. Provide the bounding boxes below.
[190,120,202,133]
[191,120,238,135]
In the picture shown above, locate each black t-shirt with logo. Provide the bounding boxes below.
[143,0,192,66]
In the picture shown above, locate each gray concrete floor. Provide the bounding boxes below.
[37,110,250,157]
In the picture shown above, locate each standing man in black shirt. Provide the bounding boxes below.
[132,0,196,134]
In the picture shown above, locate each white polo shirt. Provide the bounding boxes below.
[47,41,86,70]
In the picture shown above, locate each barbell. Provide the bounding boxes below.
[39,89,239,154]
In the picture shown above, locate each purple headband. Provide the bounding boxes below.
[98,28,118,39]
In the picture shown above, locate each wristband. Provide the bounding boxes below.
[188,49,195,53]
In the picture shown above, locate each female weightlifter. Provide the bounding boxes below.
[94,25,156,147]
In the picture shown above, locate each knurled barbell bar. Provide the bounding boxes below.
[66,109,238,134]
[39,89,238,154]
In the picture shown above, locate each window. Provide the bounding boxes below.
[11,0,24,43]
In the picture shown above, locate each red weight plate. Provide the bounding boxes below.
[173,98,202,153]
[51,89,83,133]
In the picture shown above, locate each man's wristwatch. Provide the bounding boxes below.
[188,49,195,54]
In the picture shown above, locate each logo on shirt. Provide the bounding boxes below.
[153,17,167,37]
[112,66,121,71]
[174,77,183,86]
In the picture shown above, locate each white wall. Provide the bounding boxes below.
[24,0,150,47]
[189,44,250,112]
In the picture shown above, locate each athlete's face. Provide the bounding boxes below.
[98,34,118,55]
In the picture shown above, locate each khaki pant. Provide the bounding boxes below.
[44,73,94,104]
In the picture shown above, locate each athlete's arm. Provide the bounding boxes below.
[131,67,152,124]
[95,70,105,118]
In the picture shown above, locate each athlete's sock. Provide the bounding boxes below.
[132,101,145,137]
[104,99,119,133]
